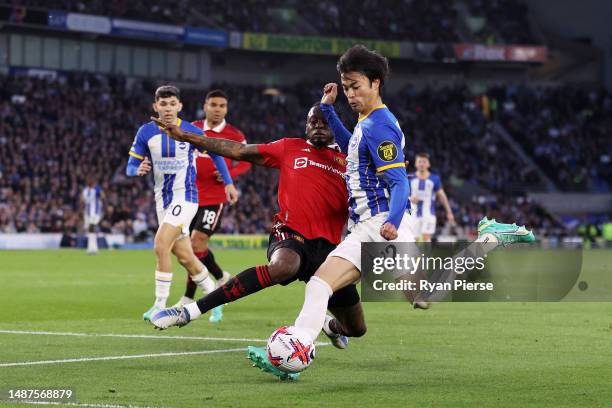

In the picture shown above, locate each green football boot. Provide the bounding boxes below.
[477,217,536,246]
[208,304,224,323]
[247,346,300,381]
[142,305,161,322]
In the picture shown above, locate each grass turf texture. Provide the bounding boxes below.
[0,249,611,407]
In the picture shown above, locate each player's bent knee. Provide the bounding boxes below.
[268,258,300,283]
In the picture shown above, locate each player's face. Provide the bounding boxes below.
[305,106,333,147]
[341,72,380,114]
[204,97,228,125]
[153,96,182,124]
[415,156,430,171]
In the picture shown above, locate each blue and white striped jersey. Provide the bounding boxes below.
[82,185,103,217]
[407,172,442,217]
[345,104,408,225]
[129,119,200,209]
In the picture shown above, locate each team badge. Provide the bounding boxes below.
[377,141,398,162]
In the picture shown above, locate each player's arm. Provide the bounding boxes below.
[151,117,265,165]
[436,188,455,225]
[126,126,151,177]
[320,83,352,152]
[229,135,253,178]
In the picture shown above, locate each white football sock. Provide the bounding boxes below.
[191,269,215,294]
[87,232,98,252]
[294,276,333,341]
[154,271,173,308]
[185,302,202,320]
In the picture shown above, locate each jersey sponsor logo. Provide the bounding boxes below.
[154,158,189,173]
[294,157,308,169]
[377,141,398,162]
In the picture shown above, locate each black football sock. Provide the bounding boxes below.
[203,250,224,280]
[184,275,197,299]
[195,265,272,314]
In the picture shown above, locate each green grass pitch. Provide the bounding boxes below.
[0,249,611,407]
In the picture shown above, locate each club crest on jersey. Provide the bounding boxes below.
[334,156,347,166]
[178,142,187,150]
[377,141,398,162]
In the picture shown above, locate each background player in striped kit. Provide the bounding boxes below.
[407,152,455,242]
[176,89,251,323]
[125,85,239,321]
[81,176,104,255]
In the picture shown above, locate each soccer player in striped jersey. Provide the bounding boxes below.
[407,153,455,242]
[276,46,536,377]
[175,89,250,323]
[81,176,104,255]
[125,85,239,321]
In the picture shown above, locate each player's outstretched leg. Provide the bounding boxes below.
[152,248,301,329]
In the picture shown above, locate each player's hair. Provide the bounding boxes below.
[206,89,228,101]
[155,85,180,101]
[416,152,430,159]
[337,45,390,89]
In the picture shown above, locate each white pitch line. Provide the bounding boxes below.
[0,348,246,367]
[0,329,330,347]
[0,329,267,343]
[15,401,158,408]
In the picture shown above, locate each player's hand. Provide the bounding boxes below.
[150,116,186,141]
[321,83,338,105]
[409,195,419,204]
[137,157,151,176]
[380,222,398,241]
[446,211,456,226]
[225,184,239,205]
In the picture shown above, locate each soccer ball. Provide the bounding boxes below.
[266,326,316,373]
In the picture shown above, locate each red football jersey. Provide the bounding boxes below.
[192,120,252,205]
[257,138,348,244]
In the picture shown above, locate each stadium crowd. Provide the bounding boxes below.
[10,0,534,44]
[1,72,599,241]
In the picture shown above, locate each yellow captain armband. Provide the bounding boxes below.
[376,162,405,172]
[129,151,144,160]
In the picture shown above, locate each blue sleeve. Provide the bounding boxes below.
[432,174,442,192]
[126,156,141,177]
[382,167,410,229]
[126,125,149,176]
[363,123,406,172]
[211,153,233,185]
[320,103,352,153]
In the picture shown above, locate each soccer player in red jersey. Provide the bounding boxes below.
[150,103,366,346]
[175,90,251,322]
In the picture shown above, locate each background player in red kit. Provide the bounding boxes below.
[151,103,366,347]
[176,90,251,322]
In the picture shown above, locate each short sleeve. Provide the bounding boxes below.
[129,125,150,160]
[363,124,405,172]
[432,174,442,192]
[256,139,286,168]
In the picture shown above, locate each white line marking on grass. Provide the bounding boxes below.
[15,401,159,408]
[0,330,330,347]
[0,348,246,367]
[0,330,267,343]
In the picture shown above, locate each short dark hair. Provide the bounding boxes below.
[337,45,390,88]
[206,89,228,101]
[416,152,430,159]
[155,85,180,101]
